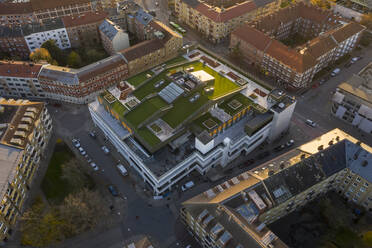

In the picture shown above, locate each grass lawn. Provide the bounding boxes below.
[137,127,161,148]
[165,56,187,66]
[111,100,128,116]
[126,70,154,87]
[41,142,74,203]
[124,96,168,127]
[219,93,254,116]
[133,71,170,100]
[189,62,240,99]
[193,112,221,131]
[162,91,210,128]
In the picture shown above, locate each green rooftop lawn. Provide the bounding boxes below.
[219,93,254,116]
[193,112,222,131]
[133,71,170,100]
[111,100,127,116]
[124,96,167,128]
[126,70,155,87]
[165,56,187,66]
[162,92,210,128]
[137,127,161,148]
[187,62,240,99]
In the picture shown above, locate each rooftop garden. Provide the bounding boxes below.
[133,71,171,100]
[193,112,222,132]
[219,93,255,116]
[126,70,155,87]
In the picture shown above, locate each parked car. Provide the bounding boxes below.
[78,147,86,156]
[87,157,92,164]
[286,139,295,147]
[108,185,119,197]
[72,138,80,148]
[101,146,110,154]
[117,164,128,176]
[274,144,285,152]
[351,56,362,64]
[89,131,97,139]
[305,119,317,127]
[90,162,99,171]
[331,68,341,77]
[181,181,195,192]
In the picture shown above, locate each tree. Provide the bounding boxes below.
[67,51,82,68]
[41,40,64,64]
[360,13,372,30]
[85,48,106,63]
[311,0,336,9]
[29,48,52,63]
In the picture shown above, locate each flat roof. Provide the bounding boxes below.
[190,70,215,82]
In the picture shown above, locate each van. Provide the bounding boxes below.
[331,68,340,77]
[181,181,195,191]
[117,164,128,176]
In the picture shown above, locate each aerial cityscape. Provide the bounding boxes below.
[0,0,371,247]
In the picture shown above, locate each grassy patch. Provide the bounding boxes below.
[162,92,210,128]
[193,112,221,131]
[133,71,170,100]
[219,93,254,116]
[111,100,127,116]
[124,96,168,127]
[165,56,187,66]
[137,127,161,148]
[41,143,74,203]
[127,70,154,87]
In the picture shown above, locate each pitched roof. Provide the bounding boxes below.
[120,39,164,62]
[0,2,32,15]
[21,18,65,36]
[329,22,366,43]
[183,0,257,22]
[0,26,24,38]
[232,24,271,51]
[99,19,121,40]
[30,0,91,11]
[62,11,107,28]
[0,61,42,78]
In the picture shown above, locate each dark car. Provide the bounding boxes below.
[286,139,295,147]
[344,61,352,68]
[274,144,285,152]
[89,131,97,139]
[108,185,119,197]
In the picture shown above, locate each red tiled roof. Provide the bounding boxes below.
[0,61,42,78]
[30,0,91,11]
[120,39,164,62]
[329,22,365,43]
[0,2,32,15]
[232,24,271,51]
[185,0,257,22]
[62,11,107,28]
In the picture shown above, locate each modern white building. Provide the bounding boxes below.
[0,62,46,100]
[89,50,296,196]
[332,62,372,134]
[22,18,71,52]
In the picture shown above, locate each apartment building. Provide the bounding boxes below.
[89,49,296,196]
[350,0,372,9]
[174,0,279,43]
[0,62,45,100]
[332,62,372,134]
[120,20,183,75]
[0,26,29,59]
[62,11,107,48]
[230,3,366,88]
[0,2,35,25]
[0,98,52,244]
[22,18,71,52]
[181,129,372,248]
[0,0,94,25]
[38,54,129,103]
[99,19,130,55]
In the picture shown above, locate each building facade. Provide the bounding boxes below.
[0,98,52,244]
[99,19,130,55]
[62,11,107,48]
[331,62,372,134]
[0,2,35,25]
[0,26,29,59]
[230,3,366,88]
[181,129,372,248]
[0,62,45,100]
[174,0,280,43]
[38,54,129,103]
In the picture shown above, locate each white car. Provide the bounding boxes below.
[72,138,80,148]
[305,119,317,127]
[331,68,340,77]
[101,146,110,154]
[78,147,86,156]
[351,56,362,64]
[90,162,99,171]
[181,181,195,191]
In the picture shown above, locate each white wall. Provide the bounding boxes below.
[113,31,130,53]
[25,28,71,52]
[269,101,296,141]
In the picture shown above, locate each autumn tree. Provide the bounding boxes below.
[67,51,82,68]
[29,48,53,63]
[41,40,64,64]
[311,0,336,9]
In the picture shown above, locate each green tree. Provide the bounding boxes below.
[85,48,106,63]
[29,48,52,63]
[67,51,82,68]
[41,40,64,64]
